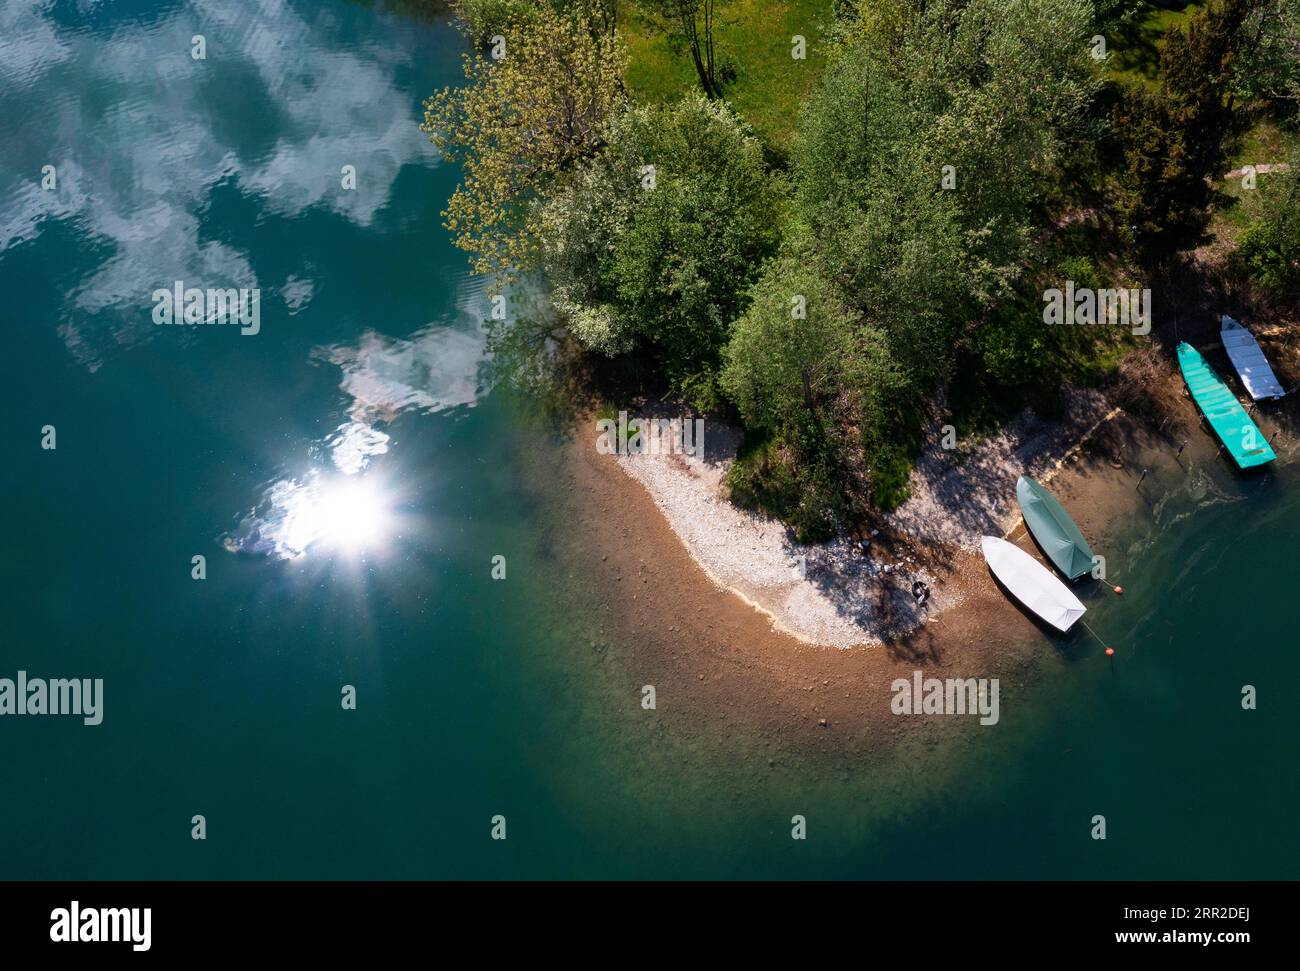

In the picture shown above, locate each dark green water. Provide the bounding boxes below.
[1,0,1295,879]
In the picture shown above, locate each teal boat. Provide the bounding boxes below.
[1177,342,1276,469]
[1016,476,1095,580]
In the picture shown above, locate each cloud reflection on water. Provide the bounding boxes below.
[315,323,483,472]
[0,0,439,370]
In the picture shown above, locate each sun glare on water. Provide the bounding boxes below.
[279,475,394,556]
[319,479,392,550]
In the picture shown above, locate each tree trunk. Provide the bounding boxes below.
[800,366,826,434]
[677,1,719,99]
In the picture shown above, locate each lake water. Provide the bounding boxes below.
[1,0,1295,879]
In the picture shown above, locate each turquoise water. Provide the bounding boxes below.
[1,0,1295,879]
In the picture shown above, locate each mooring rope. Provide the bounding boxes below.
[1079,619,1110,652]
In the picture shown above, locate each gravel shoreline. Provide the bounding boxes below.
[613,387,1118,648]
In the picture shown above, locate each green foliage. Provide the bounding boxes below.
[422,5,627,279]
[540,94,781,395]
[795,0,1098,384]
[975,301,1051,391]
[1101,2,1203,89]
[1055,254,1105,292]
[720,253,904,525]
[1233,170,1300,287]
[1095,0,1145,30]
[452,0,540,44]
[1113,0,1262,259]
[725,430,854,542]
[674,369,725,413]
[864,443,913,512]
[452,0,619,45]
[1234,0,1300,111]
[721,254,900,441]
[715,0,1101,532]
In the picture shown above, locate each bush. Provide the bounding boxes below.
[725,432,849,543]
[975,305,1049,391]
[721,253,900,444]
[717,252,910,535]
[865,442,913,511]
[1236,217,1300,289]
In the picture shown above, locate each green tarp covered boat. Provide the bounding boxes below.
[1177,342,1276,469]
[1016,476,1095,580]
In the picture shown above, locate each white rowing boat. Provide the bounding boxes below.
[980,536,1086,632]
[1221,315,1284,401]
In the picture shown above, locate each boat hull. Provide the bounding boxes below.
[1016,475,1095,580]
[1178,342,1276,469]
[1220,315,1284,401]
[981,536,1086,632]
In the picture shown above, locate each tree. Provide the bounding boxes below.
[720,0,1102,528]
[795,0,1097,382]
[1235,0,1300,110]
[451,0,541,46]
[645,0,721,98]
[451,0,620,46]
[722,255,900,440]
[1115,0,1265,258]
[540,94,781,401]
[421,6,627,278]
[720,253,904,536]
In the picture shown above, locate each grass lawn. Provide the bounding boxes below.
[1212,119,1299,239]
[1104,1,1202,89]
[620,0,834,152]
[1228,118,1299,171]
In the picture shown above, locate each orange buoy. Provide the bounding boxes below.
[1105,647,1115,657]
[1113,585,1124,595]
